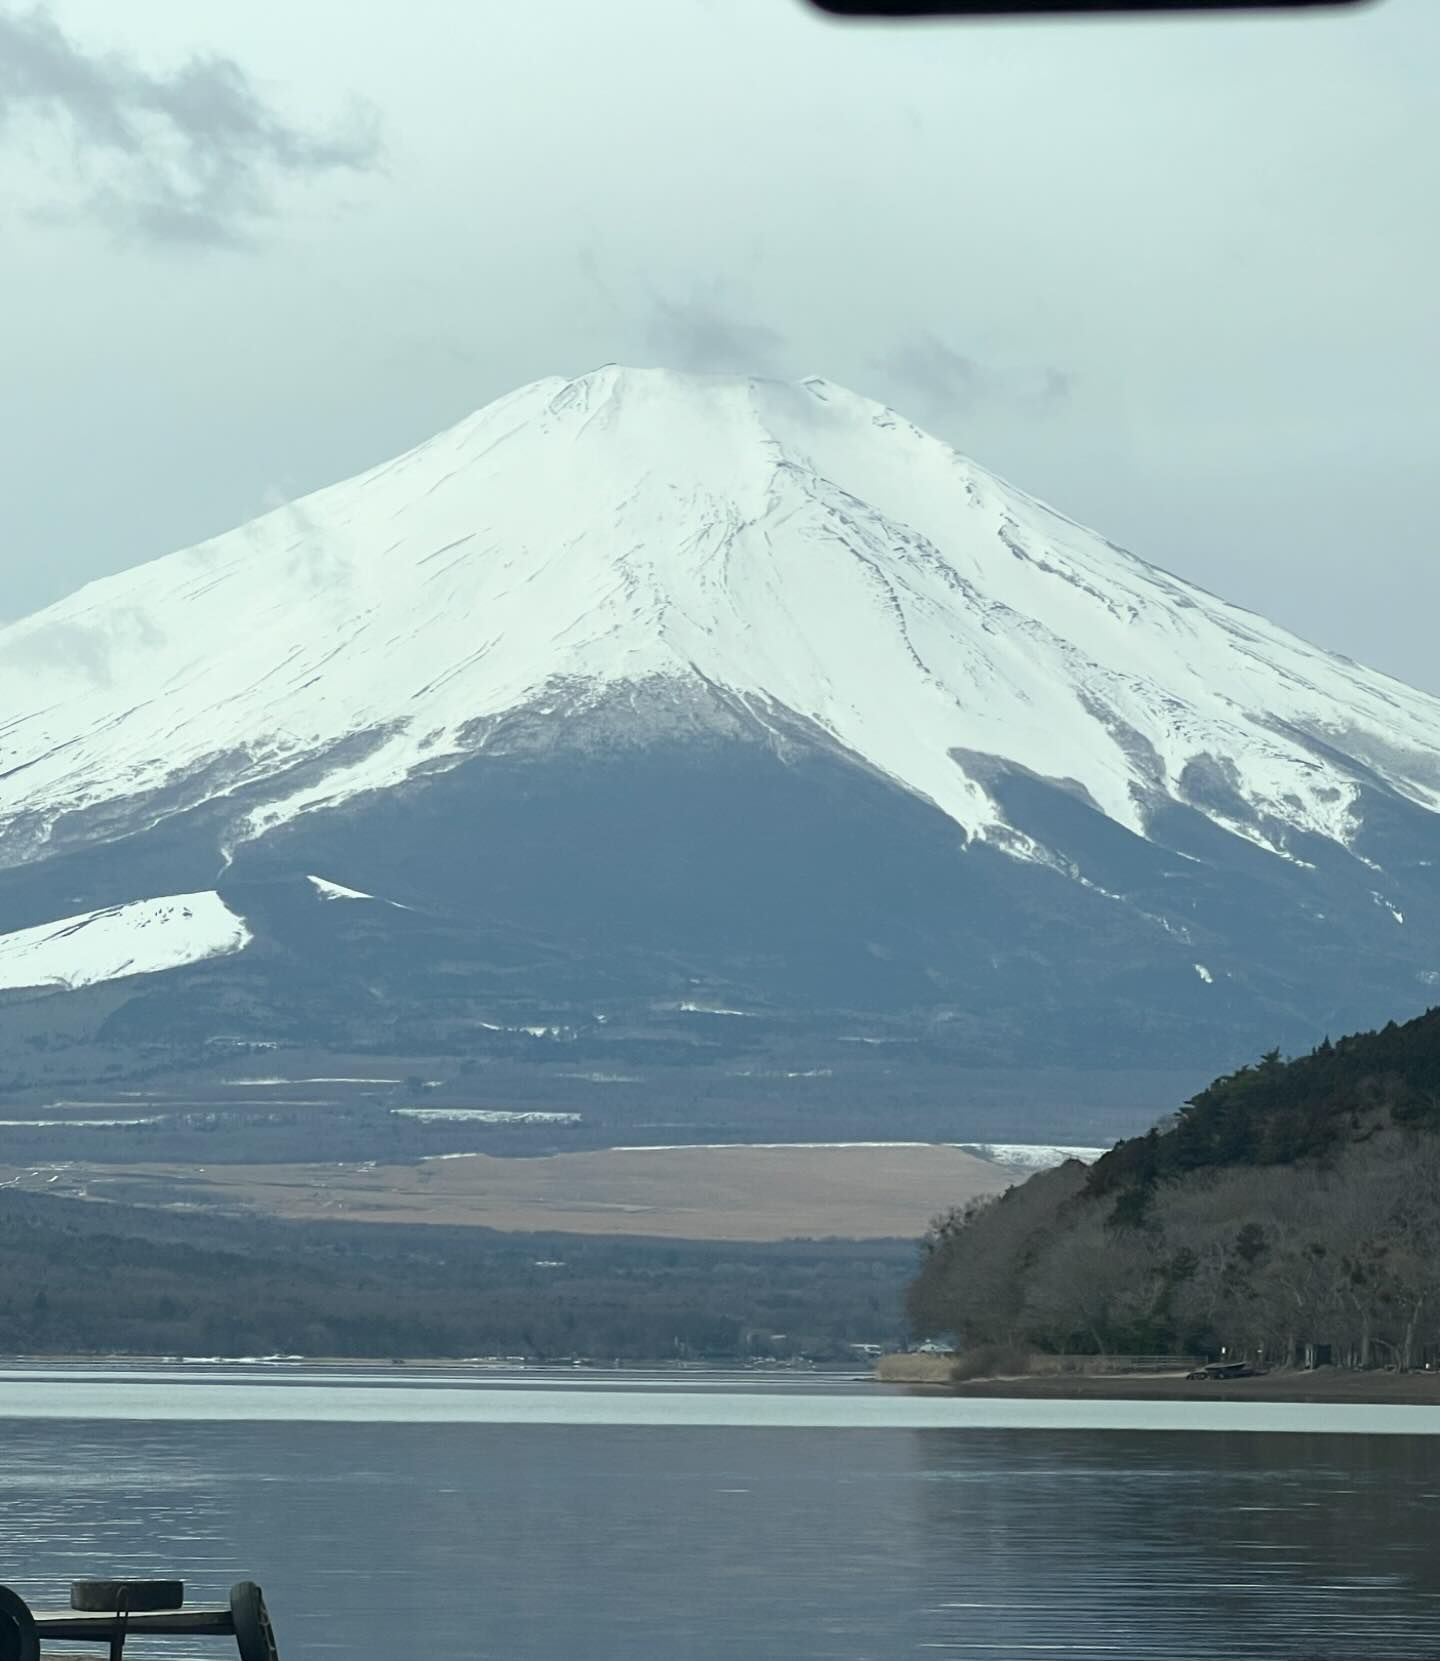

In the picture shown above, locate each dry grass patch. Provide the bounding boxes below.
[0,1143,1011,1241]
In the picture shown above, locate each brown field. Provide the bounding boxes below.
[873,1352,957,1383]
[0,1143,1010,1241]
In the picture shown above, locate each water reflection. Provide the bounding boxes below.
[4,1395,1440,1660]
[912,1430,1440,1657]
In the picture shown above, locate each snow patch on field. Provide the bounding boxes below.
[395,1108,583,1124]
[476,1021,572,1039]
[223,1076,401,1086]
[957,1142,1108,1172]
[609,1140,948,1153]
[0,892,250,992]
[0,1117,165,1127]
[606,1142,1097,1165]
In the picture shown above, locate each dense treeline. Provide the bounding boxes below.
[910,1008,1440,1371]
[0,1189,908,1361]
[1092,1010,1440,1195]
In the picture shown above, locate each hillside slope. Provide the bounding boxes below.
[910,1007,1440,1367]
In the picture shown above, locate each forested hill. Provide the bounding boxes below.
[1089,1005,1440,1199]
[908,1007,1440,1372]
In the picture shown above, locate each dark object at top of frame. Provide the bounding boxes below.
[807,1,1377,19]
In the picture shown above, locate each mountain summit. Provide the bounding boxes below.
[2,366,1438,1076]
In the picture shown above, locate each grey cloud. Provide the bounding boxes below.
[1041,368,1075,405]
[878,335,985,414]
[575,243,618,310]
[877,334,1076,421]
[0,6,380,248]
[644,291,788,376]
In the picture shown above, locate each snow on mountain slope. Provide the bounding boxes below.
[0,892,250,991]
[958,1143,1109,1173]
[3,365,1439,875]
[306,874,409,908]
[307,875,376,902]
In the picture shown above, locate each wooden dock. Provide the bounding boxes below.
[1,1580,276,1661]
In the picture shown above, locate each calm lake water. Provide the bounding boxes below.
[5,1367,1440,1660]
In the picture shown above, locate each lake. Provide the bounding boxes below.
[4,1367,1440,1660]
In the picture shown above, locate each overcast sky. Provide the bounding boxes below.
[2,0,1435,689]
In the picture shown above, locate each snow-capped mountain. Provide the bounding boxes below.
[1,366,1437,1076]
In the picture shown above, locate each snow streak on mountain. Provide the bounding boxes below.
[3,365,1437,872]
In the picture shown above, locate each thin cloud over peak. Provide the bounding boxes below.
[643,290,789,378]
[875,334,1076,423]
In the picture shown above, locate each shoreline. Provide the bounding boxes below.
[879,1361,1440,1406]
[14,1351,1440,1404]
